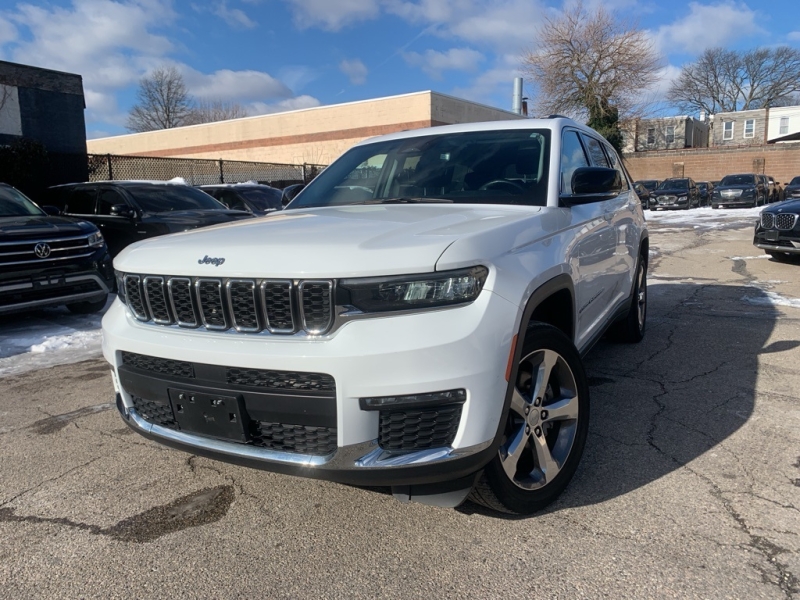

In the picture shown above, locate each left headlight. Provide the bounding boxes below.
[339,266,489,313]
[88,231,105,248]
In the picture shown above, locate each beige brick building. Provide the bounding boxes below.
[87,91,523,165]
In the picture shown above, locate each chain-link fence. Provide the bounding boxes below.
[87,154,326,187]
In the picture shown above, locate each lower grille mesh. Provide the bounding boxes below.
[251,421,337,455]
[132,396,177,429]
[122,351,195,379]
[226,367,335,394]
[379,404,463,452]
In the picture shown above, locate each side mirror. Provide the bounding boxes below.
[561,167,623,206]
[282,184,306,206]
[41,205,61,216]
[110,204,134,218]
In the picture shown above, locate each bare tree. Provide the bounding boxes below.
[184,99,249,125]
[126,66,194,132]
[668,47,800,114]
[522,2,661,127]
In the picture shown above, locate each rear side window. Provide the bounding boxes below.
[560,130,589,195]
[67,189,97,214]
[602,143,630,190]
[581,135,609,168]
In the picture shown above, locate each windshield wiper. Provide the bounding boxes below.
[360,197,453,204]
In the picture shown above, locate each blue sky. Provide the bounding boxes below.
[1,0,798,139]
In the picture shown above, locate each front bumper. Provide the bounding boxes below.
[103,288,521,486]
[0,249,113,314]
[713,196,755,207]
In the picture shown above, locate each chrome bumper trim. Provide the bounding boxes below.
[0,274,111,314]
[122,404,491,471]
[755,242,800,254]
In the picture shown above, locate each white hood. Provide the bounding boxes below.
[114,204,543,278]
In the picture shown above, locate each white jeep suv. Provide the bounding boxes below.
[103,118,648,515]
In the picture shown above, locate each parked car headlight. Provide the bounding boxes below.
[340,266,488,313]
[88,231,105,248]
[678,195,687,201]
[741,189,755,197]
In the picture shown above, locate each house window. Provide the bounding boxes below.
[723,121,734,140]
[666,126,675,144]
[780,117,789,135]
[744,119,755,138]
[646,128,655,145]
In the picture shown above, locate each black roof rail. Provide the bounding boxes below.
[547,114,570,119]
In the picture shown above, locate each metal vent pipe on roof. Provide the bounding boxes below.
[512,77,523,115]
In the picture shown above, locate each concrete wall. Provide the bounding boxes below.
[623,144,800,185]
[88,91,523,165]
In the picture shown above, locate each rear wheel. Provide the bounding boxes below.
[469,323,589,515]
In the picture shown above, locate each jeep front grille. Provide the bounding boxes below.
[761,213,798,231]
[121,274,333,335]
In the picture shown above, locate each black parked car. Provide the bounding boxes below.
[0,183,113,315]
[696,181,713,206]
[45,182,254,257]
[753,198,800,261]
[783,176,800,201]
[199,183,283,216]
[711,173,767,209]
[633,182,652,209]
[652,178,700,210]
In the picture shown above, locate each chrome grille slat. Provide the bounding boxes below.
[261,280,295,333]
[196,279,228,330]
[761,213,775,229]
[122,274,336,336]
[143,276,172,324]
[227,279,260,332]
[299,280,334,335]
[124,275,149,321]
[168,278,198,327]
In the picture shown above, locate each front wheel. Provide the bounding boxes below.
[469,323,590,515]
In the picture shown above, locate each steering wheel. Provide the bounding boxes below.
[478,179,525,194]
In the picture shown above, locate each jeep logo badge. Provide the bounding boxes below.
[34,242,51,259]
[198,255,225,266]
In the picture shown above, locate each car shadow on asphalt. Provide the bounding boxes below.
[458,282,780,519]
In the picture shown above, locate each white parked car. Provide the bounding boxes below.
[103,118,648,515]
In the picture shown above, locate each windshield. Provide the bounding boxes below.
[128,186,226,213]
[721,174,755,186]
[238,188,282,210]
[639,180,658,191]
[697,183,707,190]
[790,177,800,186]
[657,179,688,190]
[287,129,551,209]
[0,185,45,217]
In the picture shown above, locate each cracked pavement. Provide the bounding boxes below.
[1,222,799,598]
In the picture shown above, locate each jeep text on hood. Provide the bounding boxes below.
[104,119,648,516]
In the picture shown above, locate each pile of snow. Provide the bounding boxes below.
[646,206,762,230]
[0,296,112,377]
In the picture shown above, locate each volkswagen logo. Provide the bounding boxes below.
[34,242,51,259]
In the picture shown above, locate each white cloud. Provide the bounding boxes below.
[0,16,17,46]
[339,58,368,85]
[403,47,484,79]
[192,2,257,29]
[652,2,766,56]
[283,0,380,31]
[789,31,800,42]
[249,95,322,115]
[182,68,292,101]
[451,62,523,107]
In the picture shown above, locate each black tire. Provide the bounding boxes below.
[712,204,719,209]
[469,323,590,515]
[609,255,647,343]
[766,251,791,262]
[66,296,108,314]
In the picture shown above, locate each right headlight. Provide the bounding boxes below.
[339,266,488,313]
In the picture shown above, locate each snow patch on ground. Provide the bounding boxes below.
[646,206,762,229]
[0,296,113,378]
[742,290,800,309]
[729,255,770,260]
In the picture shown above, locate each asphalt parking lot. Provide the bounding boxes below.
[1,217,799,599]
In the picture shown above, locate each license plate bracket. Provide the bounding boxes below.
[168,389,248,442]
[765,230,780,242]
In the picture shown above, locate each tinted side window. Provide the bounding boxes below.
[581,135,609,168]
[602,143,630,190]
[67,189,97,214]
[560,130,589,195]
[98,189,128,215]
